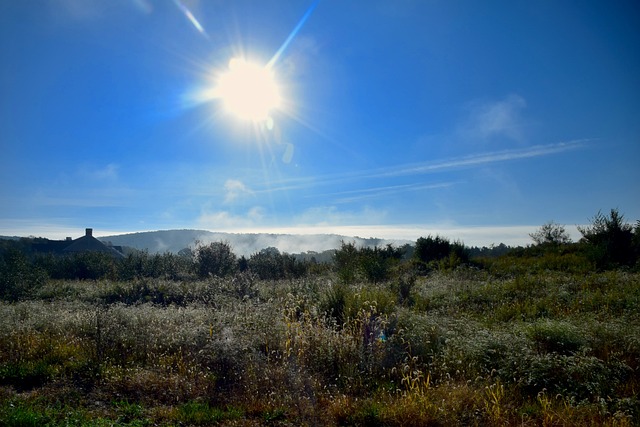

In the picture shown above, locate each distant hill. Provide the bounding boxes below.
[98,229,412,257]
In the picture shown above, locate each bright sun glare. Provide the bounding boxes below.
[215,57,282,122]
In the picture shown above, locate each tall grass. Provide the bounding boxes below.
[0,270,638,425]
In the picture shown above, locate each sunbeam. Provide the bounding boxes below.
[172,0,209,39]
[267,0,320,68]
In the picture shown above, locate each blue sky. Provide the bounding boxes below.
[1,0,639,247]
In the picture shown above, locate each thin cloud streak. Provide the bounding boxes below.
[256,140,589,194]
[365,139,588,179]
[313,182,455,204]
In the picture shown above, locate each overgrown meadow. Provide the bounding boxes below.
[1,213,639,426]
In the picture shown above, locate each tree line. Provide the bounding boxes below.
[1,208,639,301]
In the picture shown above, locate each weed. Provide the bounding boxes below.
[177,401,243,425]
[0,267,637,425]
[0,401,50,427]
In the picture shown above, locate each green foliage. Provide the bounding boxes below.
[478,248,593,275]
[0,401,51,427]
[578,208,636,269]
[359,245,402,284]
[393,274,416,306]
[529,221,572,246]
[112,400,149,425]
[320,283,350,326]
[346,400,384,426]
[0,360,55,391]
[0,248,46,301]
[195,241,237,278]
[526,319,586,355]
[177,402,243,424]
[2,226,640,425]
[117,251,194,281]
[334,241,360,284]
[248,247,309,280]
[37,252,118,280]
[519,352,632,402]
[414,235,469,272]
[333,241,403,284]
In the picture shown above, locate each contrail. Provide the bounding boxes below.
[173,0,209,39]
[267,0,320,68]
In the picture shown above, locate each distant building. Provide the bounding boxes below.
[32,228,124,258]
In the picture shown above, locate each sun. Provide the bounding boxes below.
[215,57,282,122]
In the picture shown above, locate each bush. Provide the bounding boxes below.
[527,319,586,355]
[177,402,243,425]
[117,251,194,281]
[520,352,632,402]
[414,235,469,272]
[320,283,350,327]
[0,249,46,301]
[334,241,360,284]
[37,252,118,280]
[248,248,308,280]
[333,242,403,284]
[529,221,572,246]
[195,241,237,278]
[578,209,636,269]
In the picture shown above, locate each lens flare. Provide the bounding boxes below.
[173,0,209,38]
[215,58,282,122]
[267,0,320,68]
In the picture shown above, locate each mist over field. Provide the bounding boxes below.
[99,229,411,256]
[1,0,639,423]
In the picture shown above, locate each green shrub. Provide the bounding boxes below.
[334,242,360,284]
[117,251,194,281]
[527,319,586,355]
[0,249,47,301]
[520,352,632,402]
[578,208,636,269]
[392,274,416,306]
[414,235,469,272]
[0,360,55,391]
[529,221,572,246]
[333,242,403,284]
[195,241,237,278]
[248,248,308,280]
[0,401,50,427]
[320,283,351,327]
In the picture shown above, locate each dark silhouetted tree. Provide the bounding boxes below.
[334,241,359,284]
[247,247,308,280]
[0,248,47,300]
[195,241,237,278]
[578,209,635,269]
[414,235,469,271]
[530,221,572,246]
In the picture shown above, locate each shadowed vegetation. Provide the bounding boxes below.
[0,209,639,425]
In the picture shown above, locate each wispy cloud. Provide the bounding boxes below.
[460,94,528,144]
[368,140,587,179]
[197,206,264,229]
[78,163,119,182]
[256,139,588,194]
[314,182,455,204]
[293,205,388,227]
[223,179,254,204]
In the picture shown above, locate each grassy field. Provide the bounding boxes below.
[0,265,638,426]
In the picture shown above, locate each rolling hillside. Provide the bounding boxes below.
[98,229,411,256]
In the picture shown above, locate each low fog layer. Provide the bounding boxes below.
[100,230,411,256]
